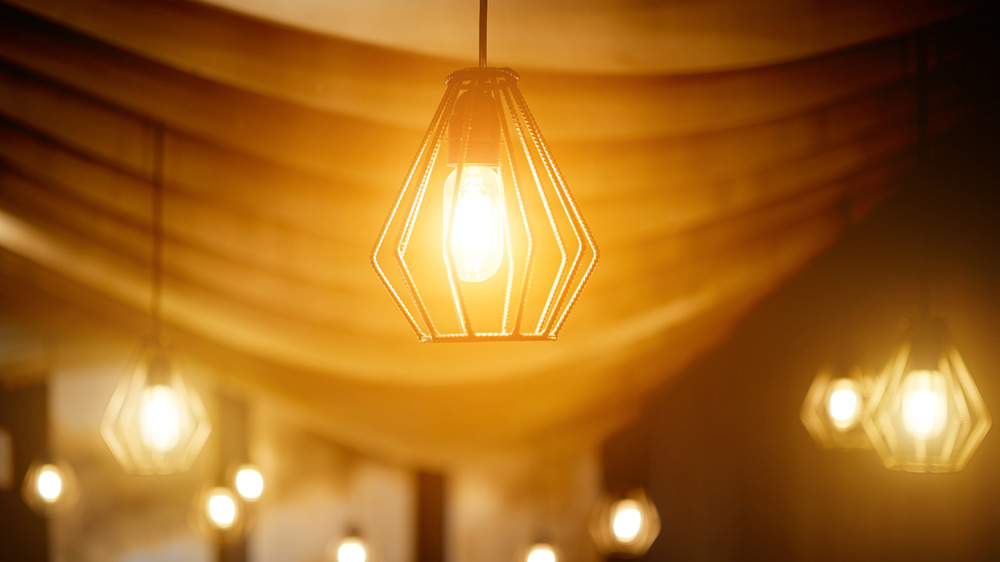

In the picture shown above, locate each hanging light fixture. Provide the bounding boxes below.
[190,484,249,544]
[801,364,873,450]
[233,463,265,502]
[328,532,375,562]
[589,488,661,557]
[101,124,211,475]
[518,542,560,562]
[865,317,991,472]
[371,0,598,342]
[21,458,77,517]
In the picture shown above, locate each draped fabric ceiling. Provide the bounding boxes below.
[0,0,981,465]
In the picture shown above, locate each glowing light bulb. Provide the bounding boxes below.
[611,499,642,542]
[443,166,505,282]
[139,384,183,452]
[337,538,368,562]
[36,464,63,503]
[827,378,861,430]
[901,370,948,439]
[235,465,264,501]
[206,488,238,529]
[525,544,557,562]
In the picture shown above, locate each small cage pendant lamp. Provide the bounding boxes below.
[371,0,598,342]
[865,316,991,472]
[101,124,211,475]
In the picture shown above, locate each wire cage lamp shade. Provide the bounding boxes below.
[372,66,598,342]
[800,364,873,450]
[100,123,211,474]
[864,318,991,472]
[589,488,661,557]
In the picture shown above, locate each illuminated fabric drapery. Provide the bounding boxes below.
[0,0,983,463]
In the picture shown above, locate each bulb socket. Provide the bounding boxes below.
[447,87,501,167]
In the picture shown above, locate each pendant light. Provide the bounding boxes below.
[100,123,211,475]
[864,300,991,472]
[190,483,249,545]
[21,458,77,517]
[519,542,560,562]
[801,364,873,450]
[233,463,264,502]
[589,488,661,558]
[328,530,376,562]
[372,0,598,342]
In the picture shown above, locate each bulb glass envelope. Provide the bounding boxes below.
[100,343,212,475]
[864,319,991,472]
[21,458,78,516]
[589,488,661,557]
[372,67,598,342]
[801,365,873,450]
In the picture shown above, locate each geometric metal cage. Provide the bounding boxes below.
[100,342,212,475]
[589,488,661,558]
[863,318,991,473]
[372,67,598,341]
[800,364,873,451]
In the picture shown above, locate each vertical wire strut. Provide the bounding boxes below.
[151,122,165,341]
[479,0,488,67]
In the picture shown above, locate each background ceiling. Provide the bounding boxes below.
[0,0,984,466]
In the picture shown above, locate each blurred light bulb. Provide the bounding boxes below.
[611,499,642,542]
[443,166,505,282]
[235,465,264,501]
[35,464,63,503]
[206,488,238,529]
[139,384,182,452]
[827,378,861,430]
[902,370,948,438]
[525,543,557,562]
[337,538,367,562]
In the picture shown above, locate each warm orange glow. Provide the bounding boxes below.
[206,487,239,530]
[901,370,948,439]
[827,378,861,430]
[611,498,643,542]
[525,543,557,562]
[138,384,183,452]
[336,538,368,562]
[234,465,264,501]
[443,166,505,282]
[35,464,63,503]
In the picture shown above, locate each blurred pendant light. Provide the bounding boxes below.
[190,484,249,544]
[328,531,375,562]
[590,489,661,557]
[205,486,241,530]
[100,124,211,475]
[865,313,991,472]
[801,364,872,450]
[21,458,77,517]
[519,542,560,562]
[372,0,598,342]
[233,463,264,502]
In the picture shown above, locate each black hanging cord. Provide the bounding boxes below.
[479,0,488,67]
[916,28,929,164]
[150,123,165,342]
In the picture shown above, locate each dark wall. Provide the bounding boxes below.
[0,382,50,562]
[603,9,1000,562]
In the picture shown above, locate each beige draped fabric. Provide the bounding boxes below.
[0,0,980,464]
